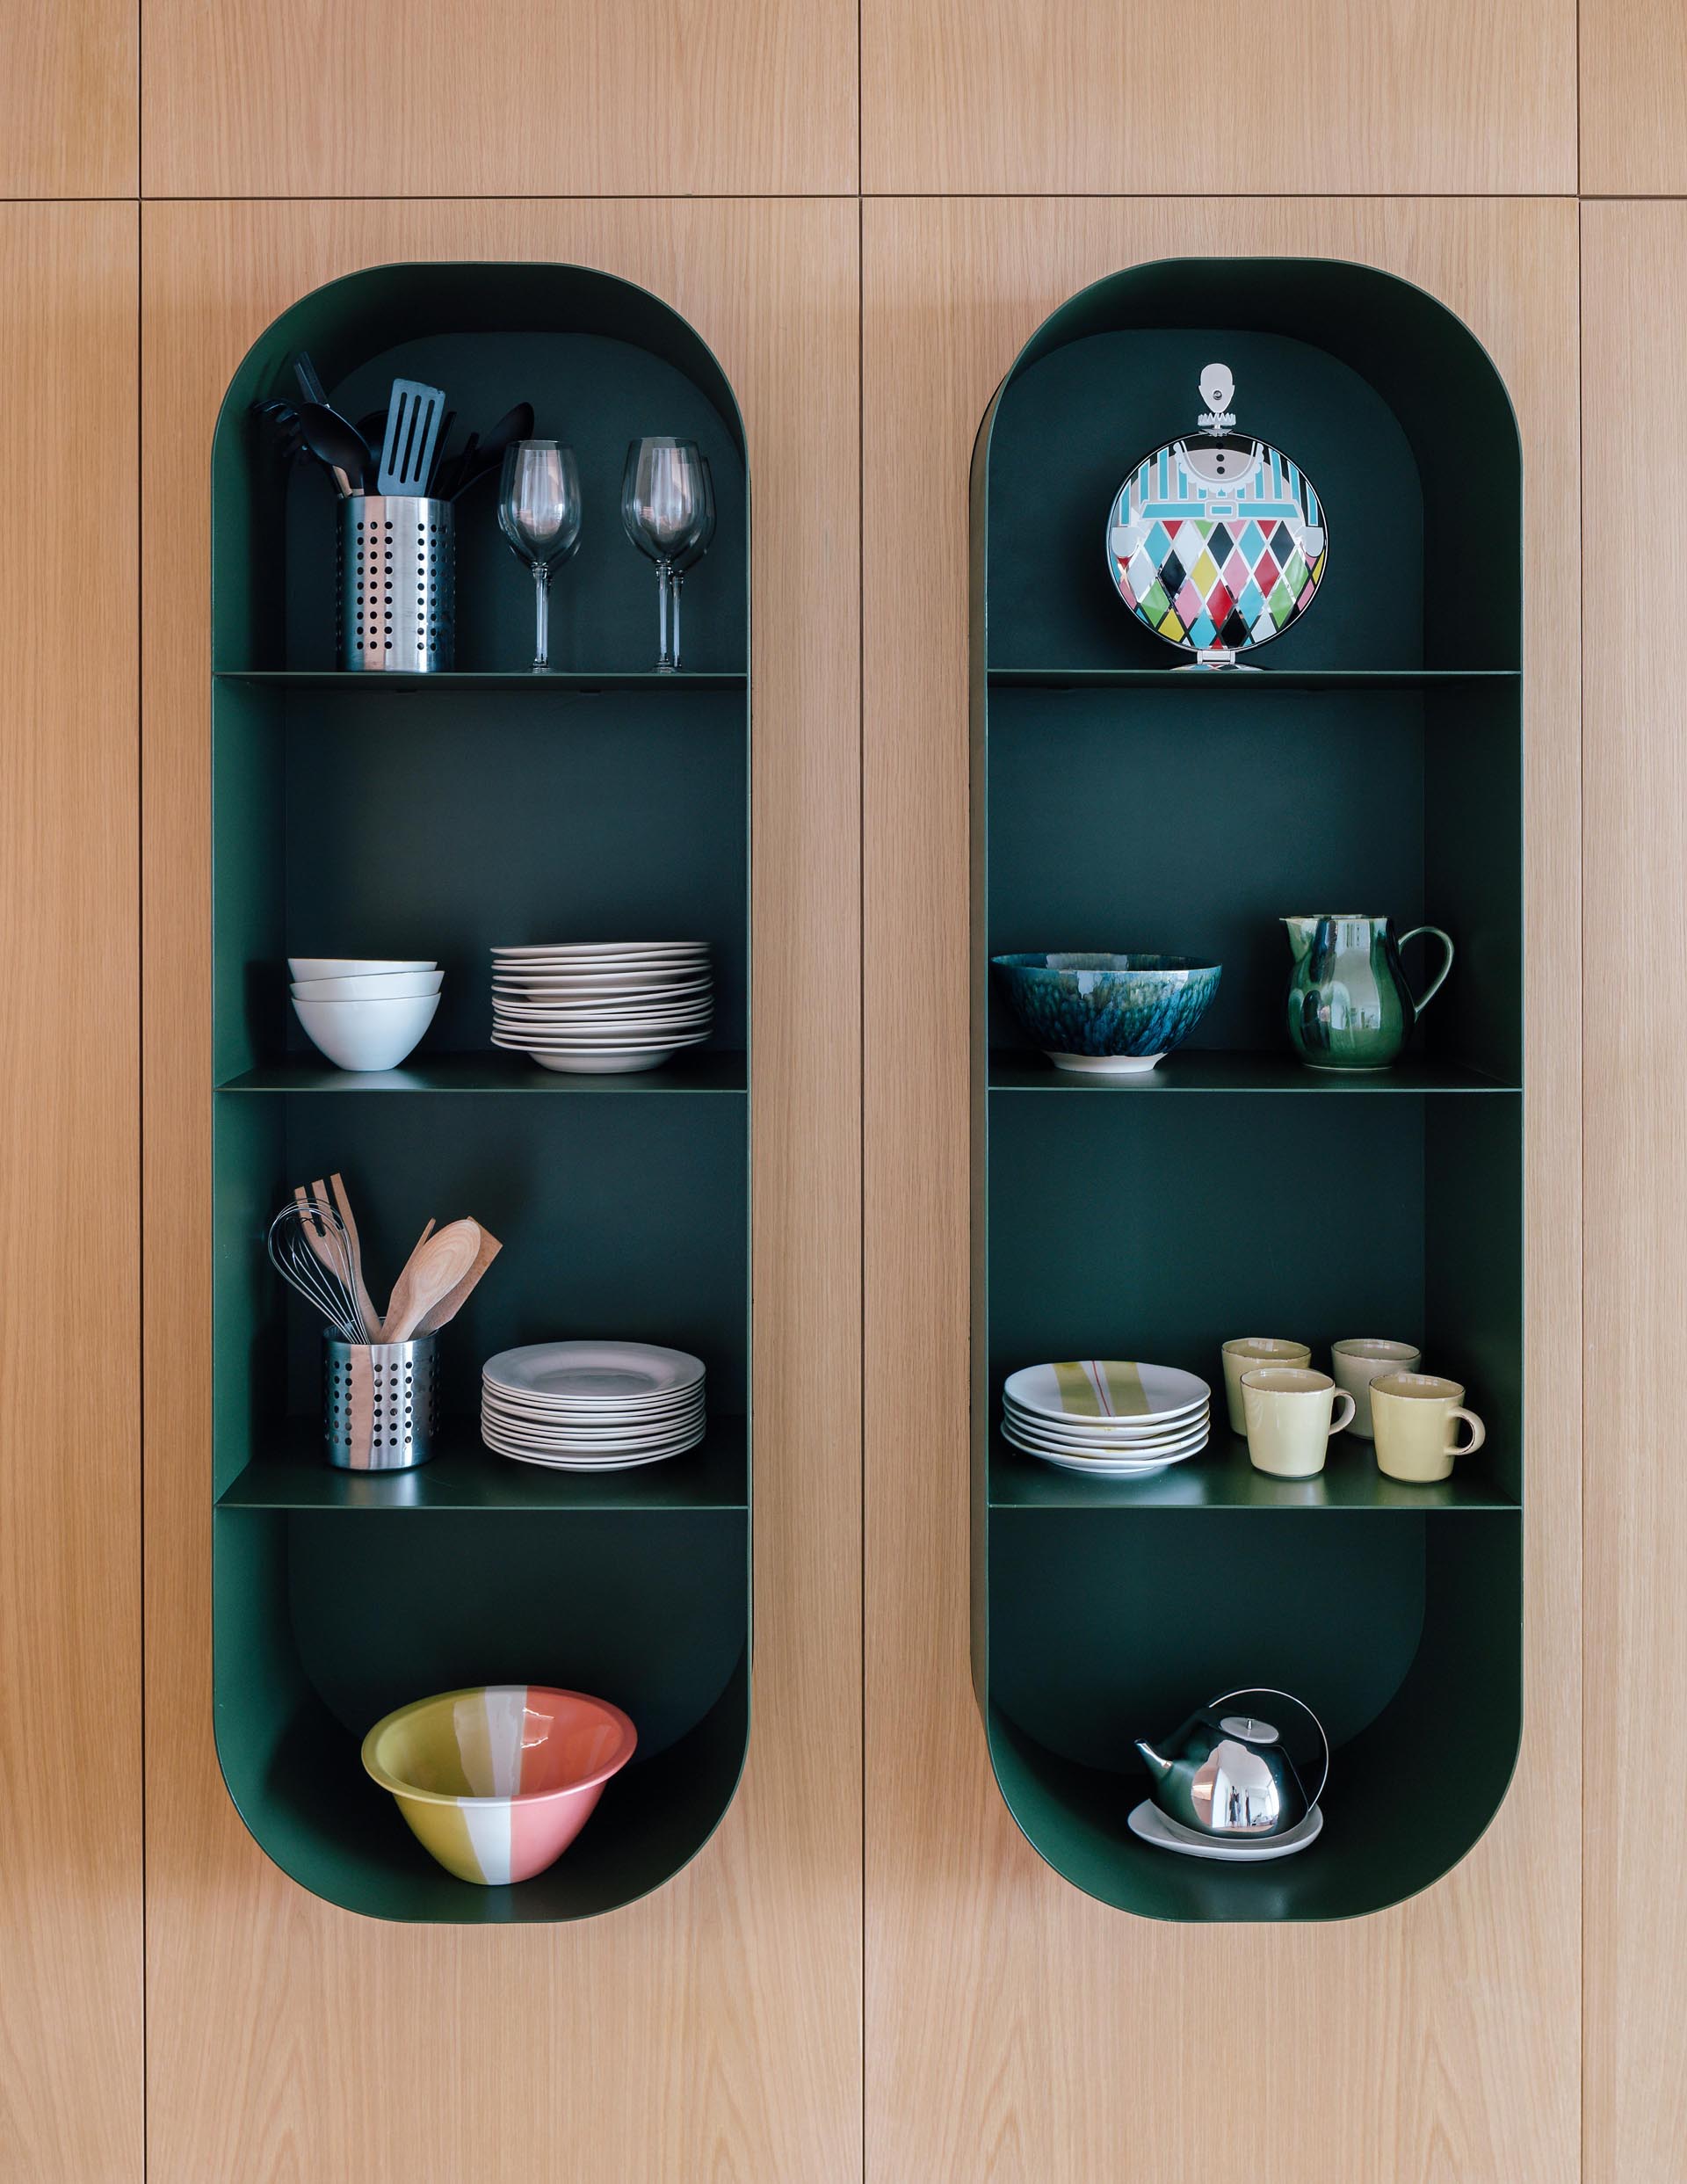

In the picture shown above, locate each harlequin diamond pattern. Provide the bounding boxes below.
[1112,514,1326,657]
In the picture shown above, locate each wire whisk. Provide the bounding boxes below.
[267,1197,373,1342]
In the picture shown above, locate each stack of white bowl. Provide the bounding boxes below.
[1002,1360,1211,1477]
[289,956,442,1072]
[481,1341,707,1470]
[489,941,713,1074]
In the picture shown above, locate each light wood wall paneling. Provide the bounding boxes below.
[141,0,855,198]
[862,1,1576,193]
[0,201,143,2184]
[862,195,1582,2184]
[1582,11,1687,194]
[1581,198,1687,2184]
[0,0,136,196]
[141,198,860,2184]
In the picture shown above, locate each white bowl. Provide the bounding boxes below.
[291,969,445,1002]
[288,957,436,981]
[292,991,439,1071]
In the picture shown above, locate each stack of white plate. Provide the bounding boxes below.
[481,1341,706,1470]
[1002,1360,1210,1477]
[490,942,713,1075]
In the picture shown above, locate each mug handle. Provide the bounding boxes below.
[1329,1389,1356,1436]
[1398,925,1454,1019]
[1446,1407,1485,1458]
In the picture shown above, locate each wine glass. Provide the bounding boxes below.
[497,441,582,671]
[620,439,707,672]
[666,457,716,673]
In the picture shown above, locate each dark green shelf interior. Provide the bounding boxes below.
[212,262,752,1922]
[221,1414,748,1513]
[971,258,1524,1922]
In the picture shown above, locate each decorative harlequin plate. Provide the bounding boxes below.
[1105,364,1328,667]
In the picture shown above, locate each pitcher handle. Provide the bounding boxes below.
[1397,925,1454,1020]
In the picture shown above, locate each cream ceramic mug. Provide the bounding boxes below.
[1221,1338,1311,1435]
[1330,1338,1422,1440]
[1241,1367,1356,1478]
[1370,1372,1485,1483]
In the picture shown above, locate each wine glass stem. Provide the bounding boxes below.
[670,573,684,674]
[532,563,550,672]
[655,562,675,673]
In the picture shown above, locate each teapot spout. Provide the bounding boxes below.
[1134,1738,1172,1781]
[1281,915,1316,963]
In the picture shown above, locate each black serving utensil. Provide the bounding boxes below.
[292,352,330,408]
[449,402,535,499]
[295,402,373,498]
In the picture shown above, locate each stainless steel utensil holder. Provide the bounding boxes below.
[323,1334,438,1470]
[337,495,455,672]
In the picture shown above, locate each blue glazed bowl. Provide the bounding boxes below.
[992,954,1222,1075]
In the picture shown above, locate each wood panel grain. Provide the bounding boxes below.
[0,202,143,2184]
[141,0,854,198]
[862,197,1581,2184]
[1581,199,1687,2184]
[1582,10,1687,193]
[862,0,1576,193]
[0,0,136,196]
[141,199,859,2184]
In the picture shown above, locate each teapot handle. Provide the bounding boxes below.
[1397,925,1454,1021]
[1210,1686,1329,1812]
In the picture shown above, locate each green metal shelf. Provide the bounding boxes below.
[211,258,754,1924]
[220,1415,747,1513]
[987,1050,1517,1095]
[215,670,746,693]
[970,256,1526,1922]
[986,666,1516,690]
[217,1051,747,1095]
[988,1425,1518,1511]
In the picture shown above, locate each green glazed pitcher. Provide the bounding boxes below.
[1283,914,1453,1071]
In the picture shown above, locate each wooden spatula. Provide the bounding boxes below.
[380,1218,483,1343]
[323,1173,380,1343]
[415,1225,501,1334]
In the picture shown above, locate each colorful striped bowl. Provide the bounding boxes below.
[362,1685,637,1886]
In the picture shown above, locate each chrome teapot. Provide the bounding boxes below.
[1134,1687,1329,1838]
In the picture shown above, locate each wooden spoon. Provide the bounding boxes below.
[323,1173,381,1344]
[380,1219,483,1344]
[415,1225,501,1334]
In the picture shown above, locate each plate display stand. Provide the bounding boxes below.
[210,263,751,1921]
[969,259,1523,1921]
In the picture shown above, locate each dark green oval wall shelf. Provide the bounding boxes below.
[211,264,750,1921]
[969,260,1523,1922]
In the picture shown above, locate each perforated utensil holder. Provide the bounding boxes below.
[323,1334,438,1470]
[337,495,455,672]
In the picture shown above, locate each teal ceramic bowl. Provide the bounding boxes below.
[993,953,1222,1076]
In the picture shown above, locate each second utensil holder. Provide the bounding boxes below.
[323,1334,438,1470]
[337,495,455,672]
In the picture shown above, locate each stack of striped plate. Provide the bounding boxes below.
[490,941,713,1074]
[481,1341,706,1471]
[1001,1360,1210,1477]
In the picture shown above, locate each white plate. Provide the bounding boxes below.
[492,969,714,993]
[491,988,713,1012]
[487,1426,706,1472]
[1000,1423,1206,1474]
[481,1397,706,1438]
[483,1342,706,1403]
[491,1023,712,1048]
[288,957,435,979]
[481,1409,706,1449]
[1004,1360,1211,1429]
[482,1382,706,1420]
[1003,1397,1208,1448]
[490,942,709,962]
[522,1049,687,1074]
[493,1009,715,1034]
[1126,1799,1324,1861]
